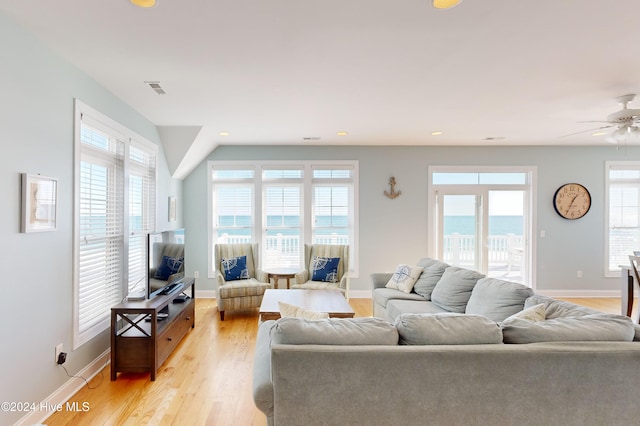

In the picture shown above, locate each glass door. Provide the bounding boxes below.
[431,168,532,285]
[440,194,483,271]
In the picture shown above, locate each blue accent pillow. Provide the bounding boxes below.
[311,256,341,282]
[222,255,249,281]
[154,256,184,280]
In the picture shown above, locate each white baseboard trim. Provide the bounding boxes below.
[530,289,621,298]
[348,290,372,299]
[196,289,216,299]
[16,349,110,426]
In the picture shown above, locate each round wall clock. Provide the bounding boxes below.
[553,183,591,220]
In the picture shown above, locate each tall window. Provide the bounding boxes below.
[312,167,353,245]
[73,100,157,348]
[209,161,358,275]
[263,167,303,267]
[606,161,640,276]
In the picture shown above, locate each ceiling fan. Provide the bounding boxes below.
[566,94,640,143]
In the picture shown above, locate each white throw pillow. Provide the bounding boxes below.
[385,264,424,294]
[278,301,329,320]
[503,303,546,323]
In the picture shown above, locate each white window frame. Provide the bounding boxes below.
[604,161,640,277]
[208,160,359,277]
[73,100,157,349]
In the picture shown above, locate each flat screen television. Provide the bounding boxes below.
[147,228,185,298]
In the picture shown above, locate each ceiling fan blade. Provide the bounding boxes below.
[558,124,615,138]
[576,120,615,124]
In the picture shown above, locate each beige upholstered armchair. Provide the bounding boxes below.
[214,243,270,320]
[292,244,349,297]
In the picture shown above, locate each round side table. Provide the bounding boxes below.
[265,268,300,289]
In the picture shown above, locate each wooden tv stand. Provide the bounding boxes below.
[110,277,195,381]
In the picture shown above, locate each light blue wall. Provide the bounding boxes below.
[0,12,182,425]
[184,145,640,296]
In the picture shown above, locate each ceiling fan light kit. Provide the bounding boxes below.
[568,94,640,144]
[433,0,463,9]
[131,0,156,8]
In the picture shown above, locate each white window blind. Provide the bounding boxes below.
[74,100,157,348]
[77,118,125,345]
[211,167,255,244]
[606,162,640,274]
[263,167,303,267]
[312,167,353,246]
[128,139,157,294]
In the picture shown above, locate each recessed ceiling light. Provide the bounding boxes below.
[431,131,444,136]
[219,132,230,136]
[433,0,463,9]
[592,131,608,136]
[337,131,349,136]
[131,0,157,7]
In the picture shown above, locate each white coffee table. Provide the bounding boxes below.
[259,289,354,321]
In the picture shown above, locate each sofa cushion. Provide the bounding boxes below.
[395,312,502,345]
[524,294,640,342]
[278,301,329,320]
[501,314,635,343]
[431,267,485,313]
[413,258,449,300]
[269,317,398,346]
[311,256,341,282]
[221,255,249,281]
[385,264,424,294]
[385,299,449,322]
[373,288,426,309]
[524,295,602,318]
[465,277,535,322]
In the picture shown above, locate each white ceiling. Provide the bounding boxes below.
[2,0,640,178]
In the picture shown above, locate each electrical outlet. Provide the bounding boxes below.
[194,271,199,279]
[55,343,63,364]
[577,270,583,278]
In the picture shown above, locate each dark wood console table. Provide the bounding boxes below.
[110,277,195,381]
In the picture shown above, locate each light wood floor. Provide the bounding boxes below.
[44,297,626,426]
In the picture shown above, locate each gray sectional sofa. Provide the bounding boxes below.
[253,258,640,426]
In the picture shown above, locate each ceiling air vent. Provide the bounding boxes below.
[303,137,320,141]
[144,81,166,95]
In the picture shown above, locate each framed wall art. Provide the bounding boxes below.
[168,196,177,222]
[21,173,58,233]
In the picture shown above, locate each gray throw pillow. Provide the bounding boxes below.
[269,317,399,345]
[395,312,502,345]
[501,314,635,343]
[431,266,485,313]
[413,258,449,300]
[465,277,535,322]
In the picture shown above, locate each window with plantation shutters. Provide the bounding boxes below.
[263,167,303,267]
[73,100,157,348]
[128,140,156,294]
[312,167,353,247]
[606,161,640,276]
[208,161,358,277]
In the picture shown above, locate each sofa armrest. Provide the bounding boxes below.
[371,273,393,289]
[253,320,276,422]
[255,268,269,284]
[295,270,309,284]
